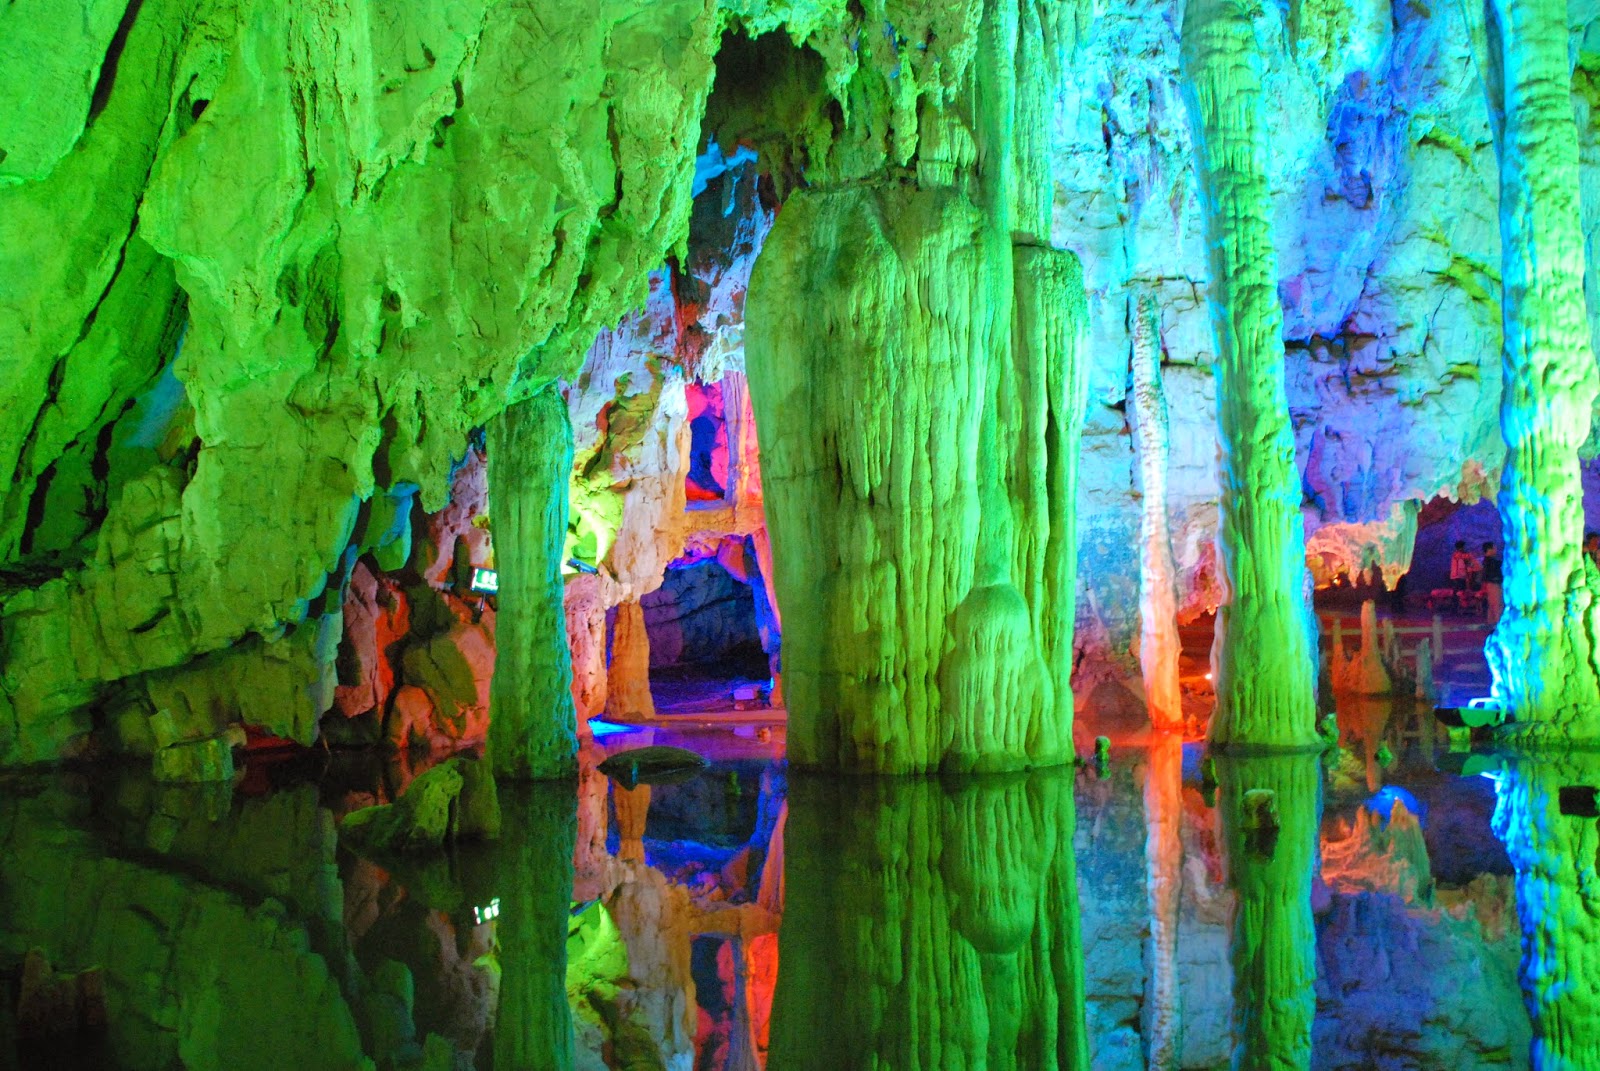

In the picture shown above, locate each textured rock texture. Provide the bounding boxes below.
[1060,0,1600,670]
[0,0,792,767]
[745,1,1090,773]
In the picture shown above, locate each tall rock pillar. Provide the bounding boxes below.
[487,388,578,779]
[1131,288,1184,731]
[744,0,1088,774]
[1181,0,1319,747]
[1484,0,1600,734]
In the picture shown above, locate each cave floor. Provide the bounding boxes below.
[0,697,1537,1071]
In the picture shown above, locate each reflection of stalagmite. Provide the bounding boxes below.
[1143,733,1184,1070]
[744,1,1087,773]
[1131,289,1184,731]
[613,782,652,865]
[1180,0,1318,747]
[1482,0,1600,731]
[1214,752,1320,1071]
[1490,755,1600,1069]
[769,771,1088,1069]
[606,600,657,722]
[491,783,578,1070]
[488,388,578,779]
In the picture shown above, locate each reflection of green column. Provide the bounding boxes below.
[1215,752,1320,1071]
[487,387,579,779]
[491,782,578,1070]
[1180,0,1318,747]
[1490,755,1600,1070]
[1482,0,1600,731]
[769,771,1087,1070]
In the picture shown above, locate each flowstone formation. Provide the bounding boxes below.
[1483,0,1600,734]
[769,770,1089,1069]
[1181,0,1318,748]
[743,1,1090,773]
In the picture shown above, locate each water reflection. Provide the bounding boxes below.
[1211,751,1321,1071]
[491,783,579,1070]
[1489,753,1600,1071]
[0,726,1560,1071]
[770,770,1089,1070]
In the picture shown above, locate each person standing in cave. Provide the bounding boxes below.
[1449,541,1475,611]
[1481,542,1503,626]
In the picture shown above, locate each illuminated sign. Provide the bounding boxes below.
[473,898,501,924]
[471,568,498,594]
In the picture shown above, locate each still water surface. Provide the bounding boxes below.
[0,709,1570,1070]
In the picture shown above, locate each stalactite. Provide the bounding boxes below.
[1215,751,1320,1071]
[1181,0,1319,748]
[487,388,578,780]
[1490,754,1600,1069]
[768,770,1088,1069]
[1130,287,1184,731]
[490,782,579,1071]
[1483,0,1600,734]
[1142,732,1185,1070]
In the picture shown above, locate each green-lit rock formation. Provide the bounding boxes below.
[487,389,579,779]
[743,0,1089,773]
[1482,0,1600,734]
[769,769,1089,1069]
[0,0,736,768]
[1180,0,1319,748]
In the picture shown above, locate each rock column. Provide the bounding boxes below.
[1131,288,1184,731]
[487,388,578,779]
[1484,0,1600,733]
[744,0,1088,773]
[1181,0,1319,747]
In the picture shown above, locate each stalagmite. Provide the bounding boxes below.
[1181,0,1319,748]
[1215,751,1320,1071]
[744,0,1088,774]
[769,770,1089,1069]
[1332,600,1394,696]
[1483,0,1600,733]
[606,600,657,722]
[1490,755,1600,1068]
[487,389,577,780]
[1131,287,1184,731]
[1142,732,1185,1070]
